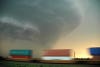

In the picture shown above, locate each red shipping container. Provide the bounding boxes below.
[92,56,100,60]
[43,49,73,56]
[10,56,31,59]
[10,58,31,61]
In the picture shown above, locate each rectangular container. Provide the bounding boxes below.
[42,56,73,60]
[10,55,32,59]
[42,49,74,60]
[10,50,32,56]
[92,56,100,60]
[43,49,73,56]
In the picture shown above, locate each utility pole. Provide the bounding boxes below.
[73,50,75,59]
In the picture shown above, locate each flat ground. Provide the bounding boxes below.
[1,61,100,67]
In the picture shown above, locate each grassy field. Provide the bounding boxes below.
[1,61,100,67]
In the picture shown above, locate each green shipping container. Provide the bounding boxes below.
[10,50,32,56]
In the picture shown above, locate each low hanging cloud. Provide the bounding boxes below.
[0,16,40,40]
[0,0,84,57]
[0,0,81,45]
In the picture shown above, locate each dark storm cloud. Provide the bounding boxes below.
[0,0,81,45]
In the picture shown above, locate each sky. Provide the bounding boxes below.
[0,0,100,58]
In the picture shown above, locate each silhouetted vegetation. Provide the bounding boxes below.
[0,56,5,60]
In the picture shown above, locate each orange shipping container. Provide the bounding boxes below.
[43,49,74,56]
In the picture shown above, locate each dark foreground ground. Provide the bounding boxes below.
[0,60,100,67]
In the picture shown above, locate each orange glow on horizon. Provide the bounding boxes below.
[52,36,99,59]
[75,55,92,58]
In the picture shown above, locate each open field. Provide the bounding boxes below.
[1,60,100,67]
